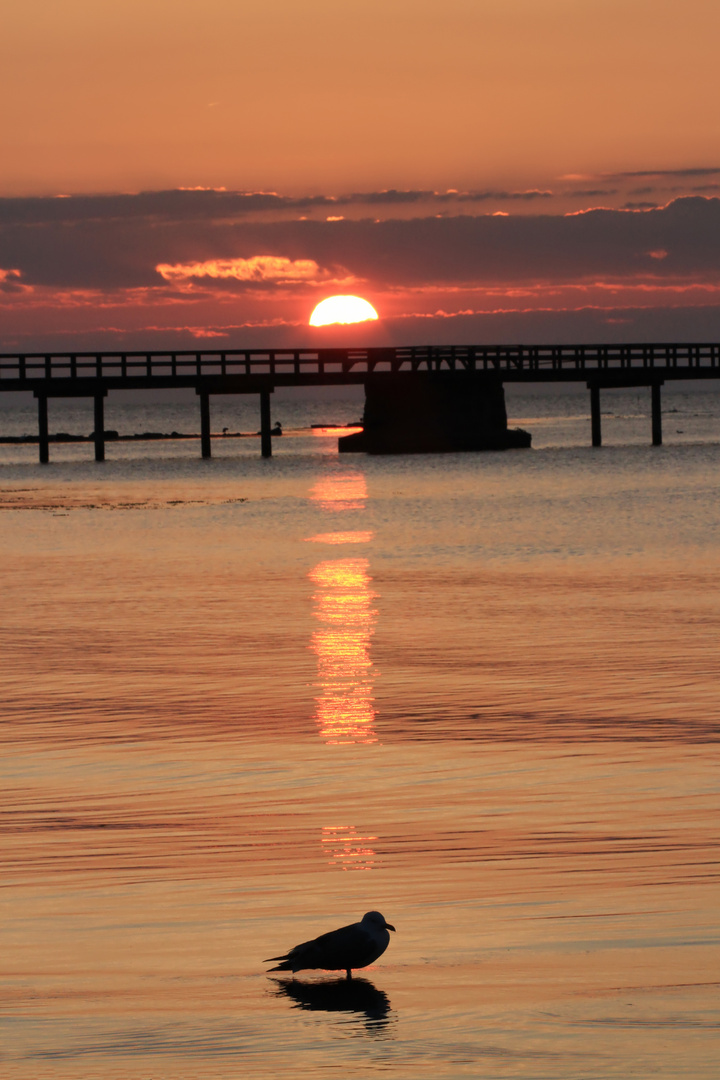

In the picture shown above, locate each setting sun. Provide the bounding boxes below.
[309,295,379,326]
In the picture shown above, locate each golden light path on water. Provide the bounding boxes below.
[308,471,368,511]
[307,470,376,746]
[320,824,378,872]
[308,555,377,746]
[307,470,378,870]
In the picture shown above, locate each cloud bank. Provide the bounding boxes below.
[2,189,720,350]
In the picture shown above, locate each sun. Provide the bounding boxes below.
[309,295,379,326]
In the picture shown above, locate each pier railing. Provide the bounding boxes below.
[2,343,719,462]
[1,342,720,385]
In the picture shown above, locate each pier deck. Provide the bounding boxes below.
[2,343,719,460]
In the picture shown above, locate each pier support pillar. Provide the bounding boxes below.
[651,383,663,446]
[338,374,530,453]
[94,392,106,462]
[260,389,272,458]
[199,391,211,458]
[37,395,49,464]
[590,385,602,447]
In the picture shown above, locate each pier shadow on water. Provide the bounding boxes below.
[270,976,393,1034]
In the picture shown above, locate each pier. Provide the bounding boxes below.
[1,342,719,461]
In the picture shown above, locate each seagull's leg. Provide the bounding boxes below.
[346,969,352,981]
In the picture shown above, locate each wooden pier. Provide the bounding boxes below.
[1,342,719,461]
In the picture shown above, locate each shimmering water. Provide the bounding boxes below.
[1,385,719,1078]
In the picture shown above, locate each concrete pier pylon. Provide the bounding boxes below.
[339,373,531,453]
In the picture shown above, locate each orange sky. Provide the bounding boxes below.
[4,0,719,197]
[2,0,720,350]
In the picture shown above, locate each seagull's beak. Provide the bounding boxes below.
[386,922,396,932]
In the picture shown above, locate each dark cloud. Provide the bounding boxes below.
[0,269,24,294]
[2,195,720,291]
[0,190,286,226]
[342,190,429,205]
[264,200,720,286]
[341,188,554,205]
[442,190,553,203]
[0,187,555,228]
[565,189,618,198]
[610,167,720,179]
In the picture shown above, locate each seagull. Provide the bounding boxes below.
[265,911,396,981]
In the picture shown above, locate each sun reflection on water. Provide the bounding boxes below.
[307,530,374,545]
[307,469,377,744]
[309,556,377,743]
[321,825,377,871]
[309,472,368,511]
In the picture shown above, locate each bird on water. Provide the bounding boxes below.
[265,910,396,981]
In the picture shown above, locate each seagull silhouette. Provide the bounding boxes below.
[265,911,396,981]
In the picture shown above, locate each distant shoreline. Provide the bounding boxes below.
[0,431,254,444]
[0,423,362,445]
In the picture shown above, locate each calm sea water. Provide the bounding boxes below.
[2,384,719,1079]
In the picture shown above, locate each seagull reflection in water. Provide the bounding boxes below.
[270,976,393,1034]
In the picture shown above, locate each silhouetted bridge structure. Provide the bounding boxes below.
[1,342,719,462]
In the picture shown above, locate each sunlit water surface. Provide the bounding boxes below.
[1,386,719,1079]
